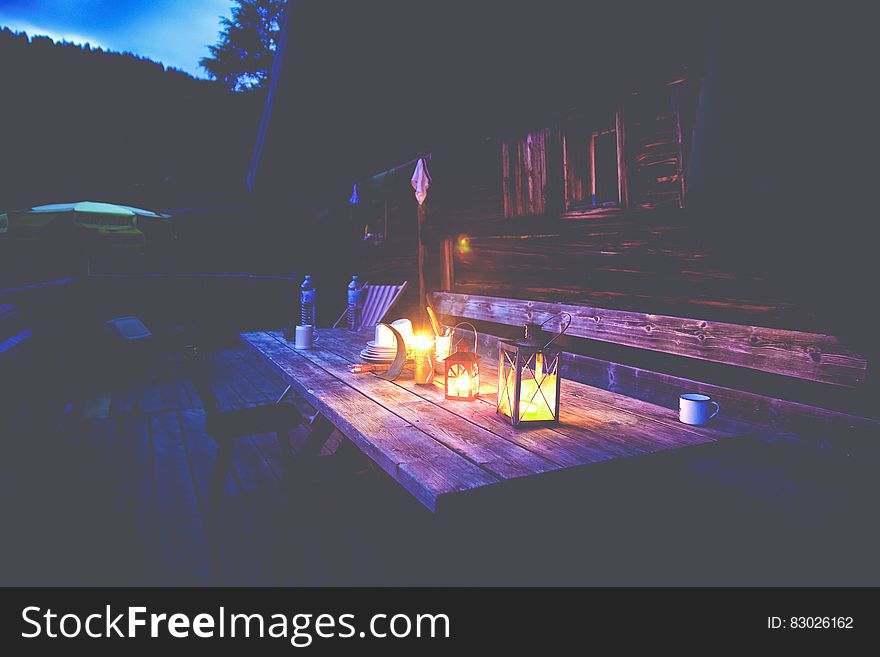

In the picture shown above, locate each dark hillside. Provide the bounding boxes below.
[0,28,263,210]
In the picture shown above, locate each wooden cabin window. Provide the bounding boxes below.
[627,80,697,210]
[563,78,696,213]
[590,127,619,206]
[502,129,550,217]
[563,110,628,211]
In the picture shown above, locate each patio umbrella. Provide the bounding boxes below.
[0,201,173,245]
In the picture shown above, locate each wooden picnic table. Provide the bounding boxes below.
[242,329,757,512]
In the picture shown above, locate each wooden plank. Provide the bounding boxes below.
[437,205,835,332]
[432,292,867,387]
[177,408,280,585]
[213,349,268,403]
[111,376,138,415]
[242,332,498,511]
[225,348,287,398]
[559,349,880,439]
[316,329,748,468]
[317,330,591,468]
[237,432,328,586]
[160,364,194,411]
[287,333,556,479]
[150,411,213,583]
[465,324,879,441]
[202,354,248,409]
[319,331,656,464]
[440,326,746,443]
[225,346,318,419]
[112,413,158,580]
[138,376,166,413]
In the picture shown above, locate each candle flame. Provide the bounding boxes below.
[412,333,433,351]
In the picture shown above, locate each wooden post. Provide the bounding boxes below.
[417,202,427,330]
[439,235,454,291]
[670,87,687,208]
[616,106,629,209]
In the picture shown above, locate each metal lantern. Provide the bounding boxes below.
[444,322,480,401]
[497,314,571,427]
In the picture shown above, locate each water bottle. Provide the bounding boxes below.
[300,274,316,326]
[347,275,362,330]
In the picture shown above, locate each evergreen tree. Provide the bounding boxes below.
[200,0,286,92]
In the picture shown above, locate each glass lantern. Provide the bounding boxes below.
[497,316,570,427]
[443,322,480,401]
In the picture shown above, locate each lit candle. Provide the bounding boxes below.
[499,372,557,421]
[412,333,434,385]
[456,370,472,396]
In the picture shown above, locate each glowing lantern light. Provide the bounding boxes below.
[412,333,435,385]
[497,314,571,427]
[443,322,480,402]
[434,335,452,361]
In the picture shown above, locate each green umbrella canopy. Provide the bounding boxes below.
[26,201,170,219]
[1,201,173,242]
[5,201,169,227]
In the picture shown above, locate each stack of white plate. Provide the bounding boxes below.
[359,340,399,363]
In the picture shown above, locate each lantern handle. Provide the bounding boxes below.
[453,321,479,353]
[539,312,572,349]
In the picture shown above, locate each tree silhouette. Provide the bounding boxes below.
[0,27,263,211]
[200,0,286,92]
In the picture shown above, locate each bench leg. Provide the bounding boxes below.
[300,413,335,459]
[280,414,336,495]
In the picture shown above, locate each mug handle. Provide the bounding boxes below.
[708,401,720,421]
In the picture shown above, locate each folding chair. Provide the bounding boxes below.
[332,281,408,331]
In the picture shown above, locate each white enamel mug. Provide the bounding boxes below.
[679,394,720,425]
[294,324,315,349]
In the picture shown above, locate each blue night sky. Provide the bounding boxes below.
[0,0,234,77]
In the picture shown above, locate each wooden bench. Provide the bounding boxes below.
[432,291,878,516]
[431,292,872,432]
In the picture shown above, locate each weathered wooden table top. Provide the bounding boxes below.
[242,329,753,512]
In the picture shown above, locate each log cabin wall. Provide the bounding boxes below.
[415,63,876,412]
[429,73,811,325]
[424,62,870,340]
[249,3,874,410]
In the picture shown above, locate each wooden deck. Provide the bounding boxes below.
[0,340,432,586]
[2,336,877,586]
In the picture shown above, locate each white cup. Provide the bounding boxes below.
[679,394,720,425]
[375,323,395,348]
[391,318,414,350]
[294,324,315,349]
